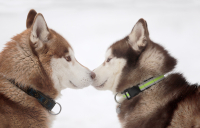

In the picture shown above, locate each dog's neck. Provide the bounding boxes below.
[116,41,177,93]
[117,74,167,105]
[115,41,177,107]
[118,73,197,118]
[0,30,58,99]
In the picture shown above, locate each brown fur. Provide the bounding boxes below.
[110,19,200,127]
[0,10,72,127]
[26,9,37,28]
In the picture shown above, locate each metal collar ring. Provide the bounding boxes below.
[48,102,62,115]
[114,92,121,104]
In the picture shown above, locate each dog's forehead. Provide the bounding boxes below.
[108,37,138,60]
[105,48,113,58]
[49,29,73,58]
[68,48,74,55]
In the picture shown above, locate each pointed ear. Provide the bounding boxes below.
[30,13,50,50]
[128,18,149,52]
[26,9,37,28]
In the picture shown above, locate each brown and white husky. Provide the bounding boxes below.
[92,18,200,128]
[0,9,95,128]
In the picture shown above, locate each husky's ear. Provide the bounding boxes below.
[30,13,49,50]
[128,18,149,52]
[26,9,37,28]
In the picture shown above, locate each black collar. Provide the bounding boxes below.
[9,79,56,111]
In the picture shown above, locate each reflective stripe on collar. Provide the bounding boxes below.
[123,75,165,100]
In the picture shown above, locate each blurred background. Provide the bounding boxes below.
[0,0,200,127]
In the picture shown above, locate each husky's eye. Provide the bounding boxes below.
[65,56,71,62]
[106,58,112,62]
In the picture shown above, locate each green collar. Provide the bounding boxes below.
[115,75,165,114]
[123,75,165,99]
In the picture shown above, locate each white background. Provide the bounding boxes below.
[0,0,200,128]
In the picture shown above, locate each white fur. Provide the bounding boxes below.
[51,48,93,95]
[128,22,147,51]
[30,14,49,49]
[92,48,126,93]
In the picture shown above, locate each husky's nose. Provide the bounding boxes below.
[91,72,96,79]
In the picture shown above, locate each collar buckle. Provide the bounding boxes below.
[123,85,141,100]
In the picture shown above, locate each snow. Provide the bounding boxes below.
[0,0,200,128]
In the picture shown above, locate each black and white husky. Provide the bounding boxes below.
[92,19,200,128]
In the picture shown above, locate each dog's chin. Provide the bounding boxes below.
[70,81,78,88]
[92,80,107,90]
[69,81,90,89]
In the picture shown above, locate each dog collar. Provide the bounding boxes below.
[26,88,56,111]
[9,79,62,115]
[123,75,165,100]
[115,75,165,114]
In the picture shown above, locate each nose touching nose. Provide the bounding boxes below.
[90,72,96,79]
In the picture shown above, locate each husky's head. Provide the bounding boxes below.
[0,9,95,98]
[92,19,176,93]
